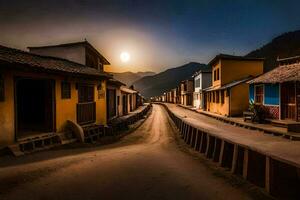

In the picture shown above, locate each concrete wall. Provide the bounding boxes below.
[230,83,249,116]
[221,59,264,86]
[206,90,230,116]
[0,70,14,146]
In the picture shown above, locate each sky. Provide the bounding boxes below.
[1,0,300,73]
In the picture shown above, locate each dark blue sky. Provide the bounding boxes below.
[1,0,300,72]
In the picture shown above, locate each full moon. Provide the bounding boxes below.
[120,52,130,63]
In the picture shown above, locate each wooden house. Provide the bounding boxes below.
[192,67,212,109]
[204,54,264,116]
[248,56,300,122]
[176,85,182,104]
[166,91,172,103]
[0,43,111,148]
[180,79,194,106]
[171,88,177,103]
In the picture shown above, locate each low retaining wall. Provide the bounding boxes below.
[160,103,300,199]
[109,104,152,133]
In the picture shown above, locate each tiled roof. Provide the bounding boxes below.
[0,45,112,79]
[120,86,137,94]
[248,63,300,84]
[107,78,126,86]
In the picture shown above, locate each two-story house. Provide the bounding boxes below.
[193,67,212,109]
[180,79,194,106]
[204,54,264,116]
[0,41,111,152]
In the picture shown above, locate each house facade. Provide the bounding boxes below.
[180,79,194,106]
[171,88,177,103]
[248,56,300,121]
[176,85,181,104]
[204,54,264,116]
[106,79,126,121]
[0,43,111,147]
[120,86,138,114]
[193,68,212,109]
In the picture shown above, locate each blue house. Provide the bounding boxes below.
[248,56,300,122]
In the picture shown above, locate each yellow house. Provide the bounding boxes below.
[204,54,264,116]
[0,43,111,149]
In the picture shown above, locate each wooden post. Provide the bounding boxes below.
[205,135,210,157]
[231,144,239,173]
[199,132,205,153]
[243,149,249,179]
[265,156,271,193]
[193,129,199,149]
[218,140,225,165]
[189,128,194,146]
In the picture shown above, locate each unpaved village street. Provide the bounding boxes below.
[0,105,270,200]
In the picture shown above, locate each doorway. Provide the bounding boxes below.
[106,89,116,120]
[15,78,55,139]
[122,94,128,115]
[281,82,296,120]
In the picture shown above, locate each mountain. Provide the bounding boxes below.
[132,62,208,98]
[246,30,300,72]
[112,71,156,86]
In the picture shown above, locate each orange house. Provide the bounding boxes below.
[0,42,111,151]
[204,54,264,116]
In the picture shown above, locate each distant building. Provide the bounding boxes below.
[248,56,300,121]
[176,85,182,104]
[204,54,264,116]
[106,79,126,121]
[180,79,194,106]
[192,67,212,109]
[171,88,177,103]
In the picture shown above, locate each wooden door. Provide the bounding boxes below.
[77,84,96,124]
[281,82,296,120]
[106,89,116,120]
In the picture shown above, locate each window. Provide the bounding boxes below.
[78,84,94,103]
[61,81,71,99]
[195,78,200,88]
[255,85,264,104]
[213,70,216,81]
[216,68,220,80]
[0,74,4,101]
[221,90,225,104]
[212,92,215,102]
[117,96,120,105]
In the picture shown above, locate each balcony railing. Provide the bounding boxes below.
[77,102,96,125]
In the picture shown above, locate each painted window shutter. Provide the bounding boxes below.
[249,84,254,102]
[264,83,279,105]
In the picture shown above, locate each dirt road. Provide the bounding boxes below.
[0,105,269,200]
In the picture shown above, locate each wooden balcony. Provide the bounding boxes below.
[77,102,96,125]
